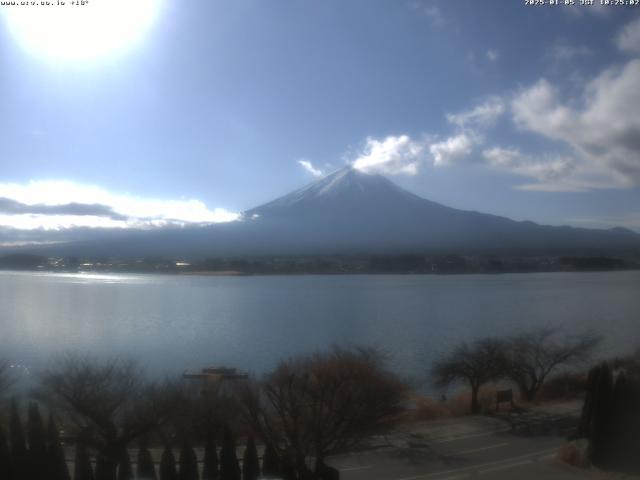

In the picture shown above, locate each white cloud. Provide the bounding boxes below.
[350,18,640,191]
[0,180,239,231]
[0,214,129,231]
[297,159,324,178]
[486,49,499,62]
[410,2,444,26]
[511,58,640,189]
[351,131,479,174]
[352,135,424,175]
[447,97,505,128]
[430,133,475,167]
[482,147,584,191]
[617,17,640,54]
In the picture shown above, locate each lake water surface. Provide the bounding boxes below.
[1,270,639,384]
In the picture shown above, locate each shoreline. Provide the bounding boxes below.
[1,266,639,277]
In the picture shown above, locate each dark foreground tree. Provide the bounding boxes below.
[316,461,340,480]
[242,437,260,480]
[36,355,184,480]
[137,439,158,480]
[432,338,507,413]
[95,450,114,480]
[28,402,48,480]
[578,366,600,438]
[74,441,95,480]
[201,431,218,480]
[178,441,199,480]
[261,442,280,477]
[280,457,296,480]
[506,328,601,401]
[160,445,178,480]
[587,363,614,466]
[219,425,240,480]
[580,362,640,470]
[0,425,11,480]
[117,450,134,480]
[241,347,407,477]
[47,414,71,480]
[10,399,29,480]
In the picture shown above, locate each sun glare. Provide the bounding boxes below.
[1,0,163,61]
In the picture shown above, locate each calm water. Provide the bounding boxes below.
[1,270,639,384]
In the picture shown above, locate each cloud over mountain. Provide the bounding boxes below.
[297,159,324,177]
[0,197,128,219]
[352,135,424,175]
[0,180,238,240]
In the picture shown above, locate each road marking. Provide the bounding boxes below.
[536,453,556,461]
[455,442,508,455]
[479,459,532,474]
[429,428,511,444]
[390,447,558,480]
[340,465,373,472]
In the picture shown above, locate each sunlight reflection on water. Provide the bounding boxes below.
[14,271,152,284]
[1,270,639,392]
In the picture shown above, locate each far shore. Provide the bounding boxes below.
[180,270,248,276]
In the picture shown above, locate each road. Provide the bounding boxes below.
[328,405,608,480]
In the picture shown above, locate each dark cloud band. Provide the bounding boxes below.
[0,198,129,221]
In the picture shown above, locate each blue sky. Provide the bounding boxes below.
[0,0,639,243]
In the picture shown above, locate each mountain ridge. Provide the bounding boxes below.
[3,167,640,259]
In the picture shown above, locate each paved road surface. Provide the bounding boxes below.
[328,405,611,480]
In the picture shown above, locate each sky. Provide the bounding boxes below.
[0,0,640,245]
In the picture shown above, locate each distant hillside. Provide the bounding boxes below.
[7,167,640,259]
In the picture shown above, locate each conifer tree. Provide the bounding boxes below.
[280,457,296,480]
[10,399,28,480]
[242,437,260,480]
[74,442,95,480]
[0,425,11,480]
[578,366,599,438]
[27,402,48,480]
[95,452,112,480]
[219,425,240,480]
[137,439,158,480]
[261,443,280,478]
[581,362,640,469]
[178,440,199,480]
[117,449,134,480]
[588,363,613,466]
[631,377,640,470]
[201,431,218,480]
[159,445,178,480]
[47,414,71,480]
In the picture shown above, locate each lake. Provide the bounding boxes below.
[1,270,639,388]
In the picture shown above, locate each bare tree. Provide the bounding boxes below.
[35,355,184,480]
[505,328,602,401]
[432,338,508,413]
[240,347,407,477]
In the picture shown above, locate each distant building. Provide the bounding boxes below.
[182,366,248,396]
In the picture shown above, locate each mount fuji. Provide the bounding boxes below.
[11,167,640,258]
[238,167,639,256]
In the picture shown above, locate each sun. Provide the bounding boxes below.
[1,0,164,62]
